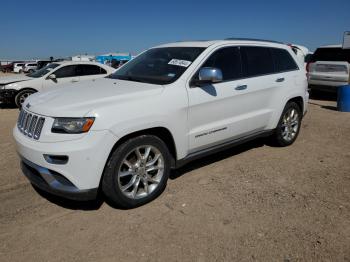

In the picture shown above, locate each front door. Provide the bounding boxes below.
[187,46,278,153]
[43,65,80,89]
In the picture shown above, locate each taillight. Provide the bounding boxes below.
[306,62,312,72]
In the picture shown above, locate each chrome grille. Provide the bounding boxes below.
[17,110,45,140]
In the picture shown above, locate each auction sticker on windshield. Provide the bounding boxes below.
[168,59,192,67]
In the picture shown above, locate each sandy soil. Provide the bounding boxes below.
[0,87,349,261]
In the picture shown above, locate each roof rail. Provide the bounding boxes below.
[225,38,284,44]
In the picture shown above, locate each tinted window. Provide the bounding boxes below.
[241,46,274,77]
[77,65,106,76]
[110,47,205,85]
[54,65,78,78]
[271,48,298,72]
[201,47,242,81]
[311,48,350,63]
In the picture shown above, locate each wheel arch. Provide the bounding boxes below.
[286,96,304,115]
[107,127,177,169]
[16,87,39,95]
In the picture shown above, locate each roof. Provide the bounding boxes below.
[51,61,113,70]
[53,61,101,65]
[155,39,287,48]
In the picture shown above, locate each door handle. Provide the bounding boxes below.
[276,77,285,82]
[71,79,79,83]
[235,85,247,90]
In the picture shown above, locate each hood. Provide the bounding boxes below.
[25,78,164,117]
[0,75,32,85]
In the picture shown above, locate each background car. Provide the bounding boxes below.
[37,60,53,70]
[308,45,350,93]
[13,62,26,73]
[1,62,16,73]
[0,61,115,107]
[23,62,38,73]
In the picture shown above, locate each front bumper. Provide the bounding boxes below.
[21,157,98,201]
[0,89,17,104]
[14,126,118,199]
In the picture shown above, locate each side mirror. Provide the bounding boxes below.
[48,74,56,80]
[193,67,223,86]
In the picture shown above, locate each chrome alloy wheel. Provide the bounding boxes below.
[118,145,165,199]
[281,108,299,142]
[19,92,31,105]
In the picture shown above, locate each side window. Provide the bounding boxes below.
[201,47,242,81]
[76,65,107,76]
[271,48,299,72]
[241,46,274,77]
[53,65,78,78]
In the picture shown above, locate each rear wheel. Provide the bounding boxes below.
[272,102,302,146]
[102,135,171,208]
[15,89,36,108]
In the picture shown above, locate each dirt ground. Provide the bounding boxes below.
[0,76,349,261]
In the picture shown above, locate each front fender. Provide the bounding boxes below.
[108,118,187,160]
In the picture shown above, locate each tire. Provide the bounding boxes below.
[102,135,171,208]
[28,69,34,73]
[15,89,36,108]
[272,101,302,147]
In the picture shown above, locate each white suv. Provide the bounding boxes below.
[23,62,38,73]
[14,39,308,208]
[13,62,26,73]
[308,45,350,92]
[0,61,115,107]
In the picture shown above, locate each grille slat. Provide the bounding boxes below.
[17,110,45,140]
[28,115,38,138]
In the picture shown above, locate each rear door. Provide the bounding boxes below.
[76,64,108,81]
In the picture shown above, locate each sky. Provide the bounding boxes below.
[0,0,349,60]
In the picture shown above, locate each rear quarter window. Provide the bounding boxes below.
[270,48,299,72]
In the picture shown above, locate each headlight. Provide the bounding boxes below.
[5,83,18,88]
[52,117,95,134]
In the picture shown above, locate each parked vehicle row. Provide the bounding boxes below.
[13,39,308,208]
[1,61,42,73]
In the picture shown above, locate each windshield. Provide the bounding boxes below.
[109,47,205,85]
[27,63,60,78]
[311,48,350,63]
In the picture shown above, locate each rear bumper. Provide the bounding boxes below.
[0,89,16,104]
[20,157,98,201]
[309,84,339,93]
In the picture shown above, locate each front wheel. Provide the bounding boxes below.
[15,89,36,108]
[272,102,302,147]
[102,135,171,208]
